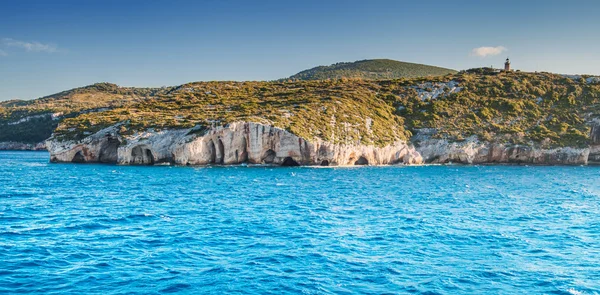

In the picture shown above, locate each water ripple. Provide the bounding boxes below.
[0,151,599,294]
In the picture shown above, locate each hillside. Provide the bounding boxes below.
[58,71,600,146]
[286,59,457,81]
[3,69,600,157]
[54,80,408,147]
[49,70,600,149]
[394,69,600,148]
[0,83,170,143]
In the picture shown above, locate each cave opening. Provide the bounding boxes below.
[217,138,225,164]
[131,146,155,165]
[208,140,216,164]
[320,160,329,166]
[145,149,154,165]
[262,149,276,164]
[281,157,300,167]
[72,151,85,163]
[354,156,369,165]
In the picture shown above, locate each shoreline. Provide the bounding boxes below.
[4,150,597,167]
[2,150,595,167]
[40,160,598,168]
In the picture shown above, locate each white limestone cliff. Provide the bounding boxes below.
[415,136,590,165]
[46,119,600,166]
[412,122,599,165]
[47,122,423,166]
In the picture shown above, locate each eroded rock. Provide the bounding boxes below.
[415,136,590,165]
[47,122,422,166]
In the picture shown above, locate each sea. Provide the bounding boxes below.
[0,151,599,294]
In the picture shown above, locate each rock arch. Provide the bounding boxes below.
[281,157,300,167]
[354,156,369,165]
[131,145,154,165]
[72,151,85,163]
[320,160,329,166]
[262,149,276,164]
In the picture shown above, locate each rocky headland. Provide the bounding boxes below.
[2,66,600,166]
[44,119,600,166]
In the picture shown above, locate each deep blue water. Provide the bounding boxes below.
[1,151,599,294]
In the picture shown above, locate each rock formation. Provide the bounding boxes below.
[411,121,600,165]
[46,119,600,166]
[588,118,600,164]
[414,137,589,165]
[46,122,423,166]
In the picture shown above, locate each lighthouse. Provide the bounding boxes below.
[504,58,511,71]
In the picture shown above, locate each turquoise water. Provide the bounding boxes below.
[1,151,599,294]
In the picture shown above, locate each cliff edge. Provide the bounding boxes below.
[47,122,422,166]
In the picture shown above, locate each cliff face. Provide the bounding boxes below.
[412,119,600,165]
[415,137,589,165]
[46,119,600,166]
[47,122,423,166]
[588,119,600,164]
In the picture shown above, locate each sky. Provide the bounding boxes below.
[1,0,600,101]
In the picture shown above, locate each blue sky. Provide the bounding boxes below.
[1,0,600,100]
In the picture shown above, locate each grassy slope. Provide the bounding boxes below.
[287,59,457,81]
[55,80,409,146]
[393,69,600,147]
[0,83,169,143]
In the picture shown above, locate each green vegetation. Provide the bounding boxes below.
[54,80,408,146]
[286,59,457,81]
[390,69,600,147]
[0,83,170,143]
[0,115,58,143]
[2,68,600,148]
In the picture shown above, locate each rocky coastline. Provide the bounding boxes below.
[45,119,600,166]
[46,122,423,166]
[414,137,592,165]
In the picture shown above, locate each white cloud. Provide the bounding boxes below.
[1,38,58,53]
[470,46,507,58]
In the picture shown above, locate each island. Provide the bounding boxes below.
[1,60,599,166]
